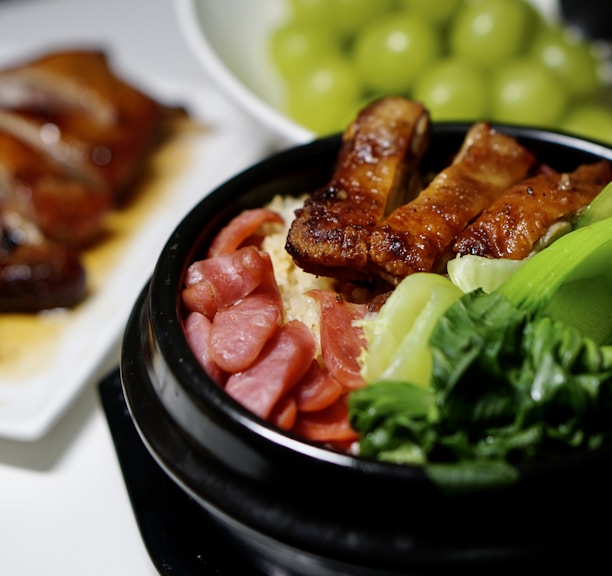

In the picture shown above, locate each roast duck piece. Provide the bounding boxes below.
[0,49,182,312]
[286,96,612,287]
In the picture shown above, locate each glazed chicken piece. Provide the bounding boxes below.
[0,210,86,312]
[0,49,126,124]
[0,49,176,197]
[368,122,537,284]
[286,97,430,281]
[453,160,612,259]
[0,48,183,312]
[0,131,111,247]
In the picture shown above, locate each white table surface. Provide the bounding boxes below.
[0,1,271,574]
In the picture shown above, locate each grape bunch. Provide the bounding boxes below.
[269,0,612,142]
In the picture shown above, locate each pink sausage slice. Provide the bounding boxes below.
[225,320,317,419]
[207,208,284,257]
[183,311,227,386]
[309,290,368,390]
[209,295,282,373]
[293,360,343,413]
[182,246,267,318]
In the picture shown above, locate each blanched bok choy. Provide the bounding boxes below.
[349,192,612,491]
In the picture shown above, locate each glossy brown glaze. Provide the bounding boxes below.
[0,132,111,247]
[0,223,86,313]
[0,49,184,312]
[454,160,612,259]
[285,97,430,281]
[368,122,537,283]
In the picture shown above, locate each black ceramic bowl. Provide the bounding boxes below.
[121,124,612,576]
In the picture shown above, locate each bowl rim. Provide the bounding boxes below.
[174,0,314,147]
[143,122,612,482]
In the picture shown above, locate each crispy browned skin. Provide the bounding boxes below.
[285,97,430,281]
[0,49,126,125]
[0,49,183,312]
[453,160,612,259]
[0,212,86,312]
[0,132,111,247]
[368,122,537,284]
[0,50,178,197]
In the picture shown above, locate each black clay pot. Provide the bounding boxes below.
[121,124,612,576]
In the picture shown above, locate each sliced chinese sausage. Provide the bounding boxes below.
[249,250,283,309]
[207,208,284,257]
[269,395,298,431]
[183,311,227,386]
[292,396,360,444]
[182,246,268,318]
[225,320,317,419]
[209,294,282,373]
[293,359,343,413]
[309,289,368,390]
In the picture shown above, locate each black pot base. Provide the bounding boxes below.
[98,369,263,576]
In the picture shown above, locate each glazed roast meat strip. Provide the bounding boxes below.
[368,122,537,284]
[0,50,177,198]
[0,48,184,312]
[453,159,612,259]
[0,131,111,247]
[285,97,430,281]
[0,210,86,312]
[0,49,122,125]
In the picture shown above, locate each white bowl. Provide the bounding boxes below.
[175,0,314,147]
[176,0,609,149]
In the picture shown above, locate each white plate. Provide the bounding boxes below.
[0,64,271,441]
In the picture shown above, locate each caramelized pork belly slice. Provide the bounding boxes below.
[0,132,111,247]
[0,50,123,125]
[453,160,612,259]
[0,213,86,312]
[368,122,537,284]
[286,97,430,281]
[0,49,181,197]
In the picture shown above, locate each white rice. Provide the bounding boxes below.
[261,194,335,344]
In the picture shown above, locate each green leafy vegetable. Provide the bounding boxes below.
[575,181,612,229]
[349,216,612,491]
[358,273,461,386]
[446,253,525,294]
[350,290,612,491]
[497,216,612,333]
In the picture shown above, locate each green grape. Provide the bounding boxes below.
[450,0,541,69]
[561,104,612,144]
[269,20,341,79]
[491,58,569,127]
[413,57,488,121]
[327,0,395,37]
[288,0,331,21]
[395,0,462,26]
[286,57,361,135]
[530,27,603,100]
[352,12,441,94]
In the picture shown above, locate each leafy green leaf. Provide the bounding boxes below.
[426,460,519,495]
